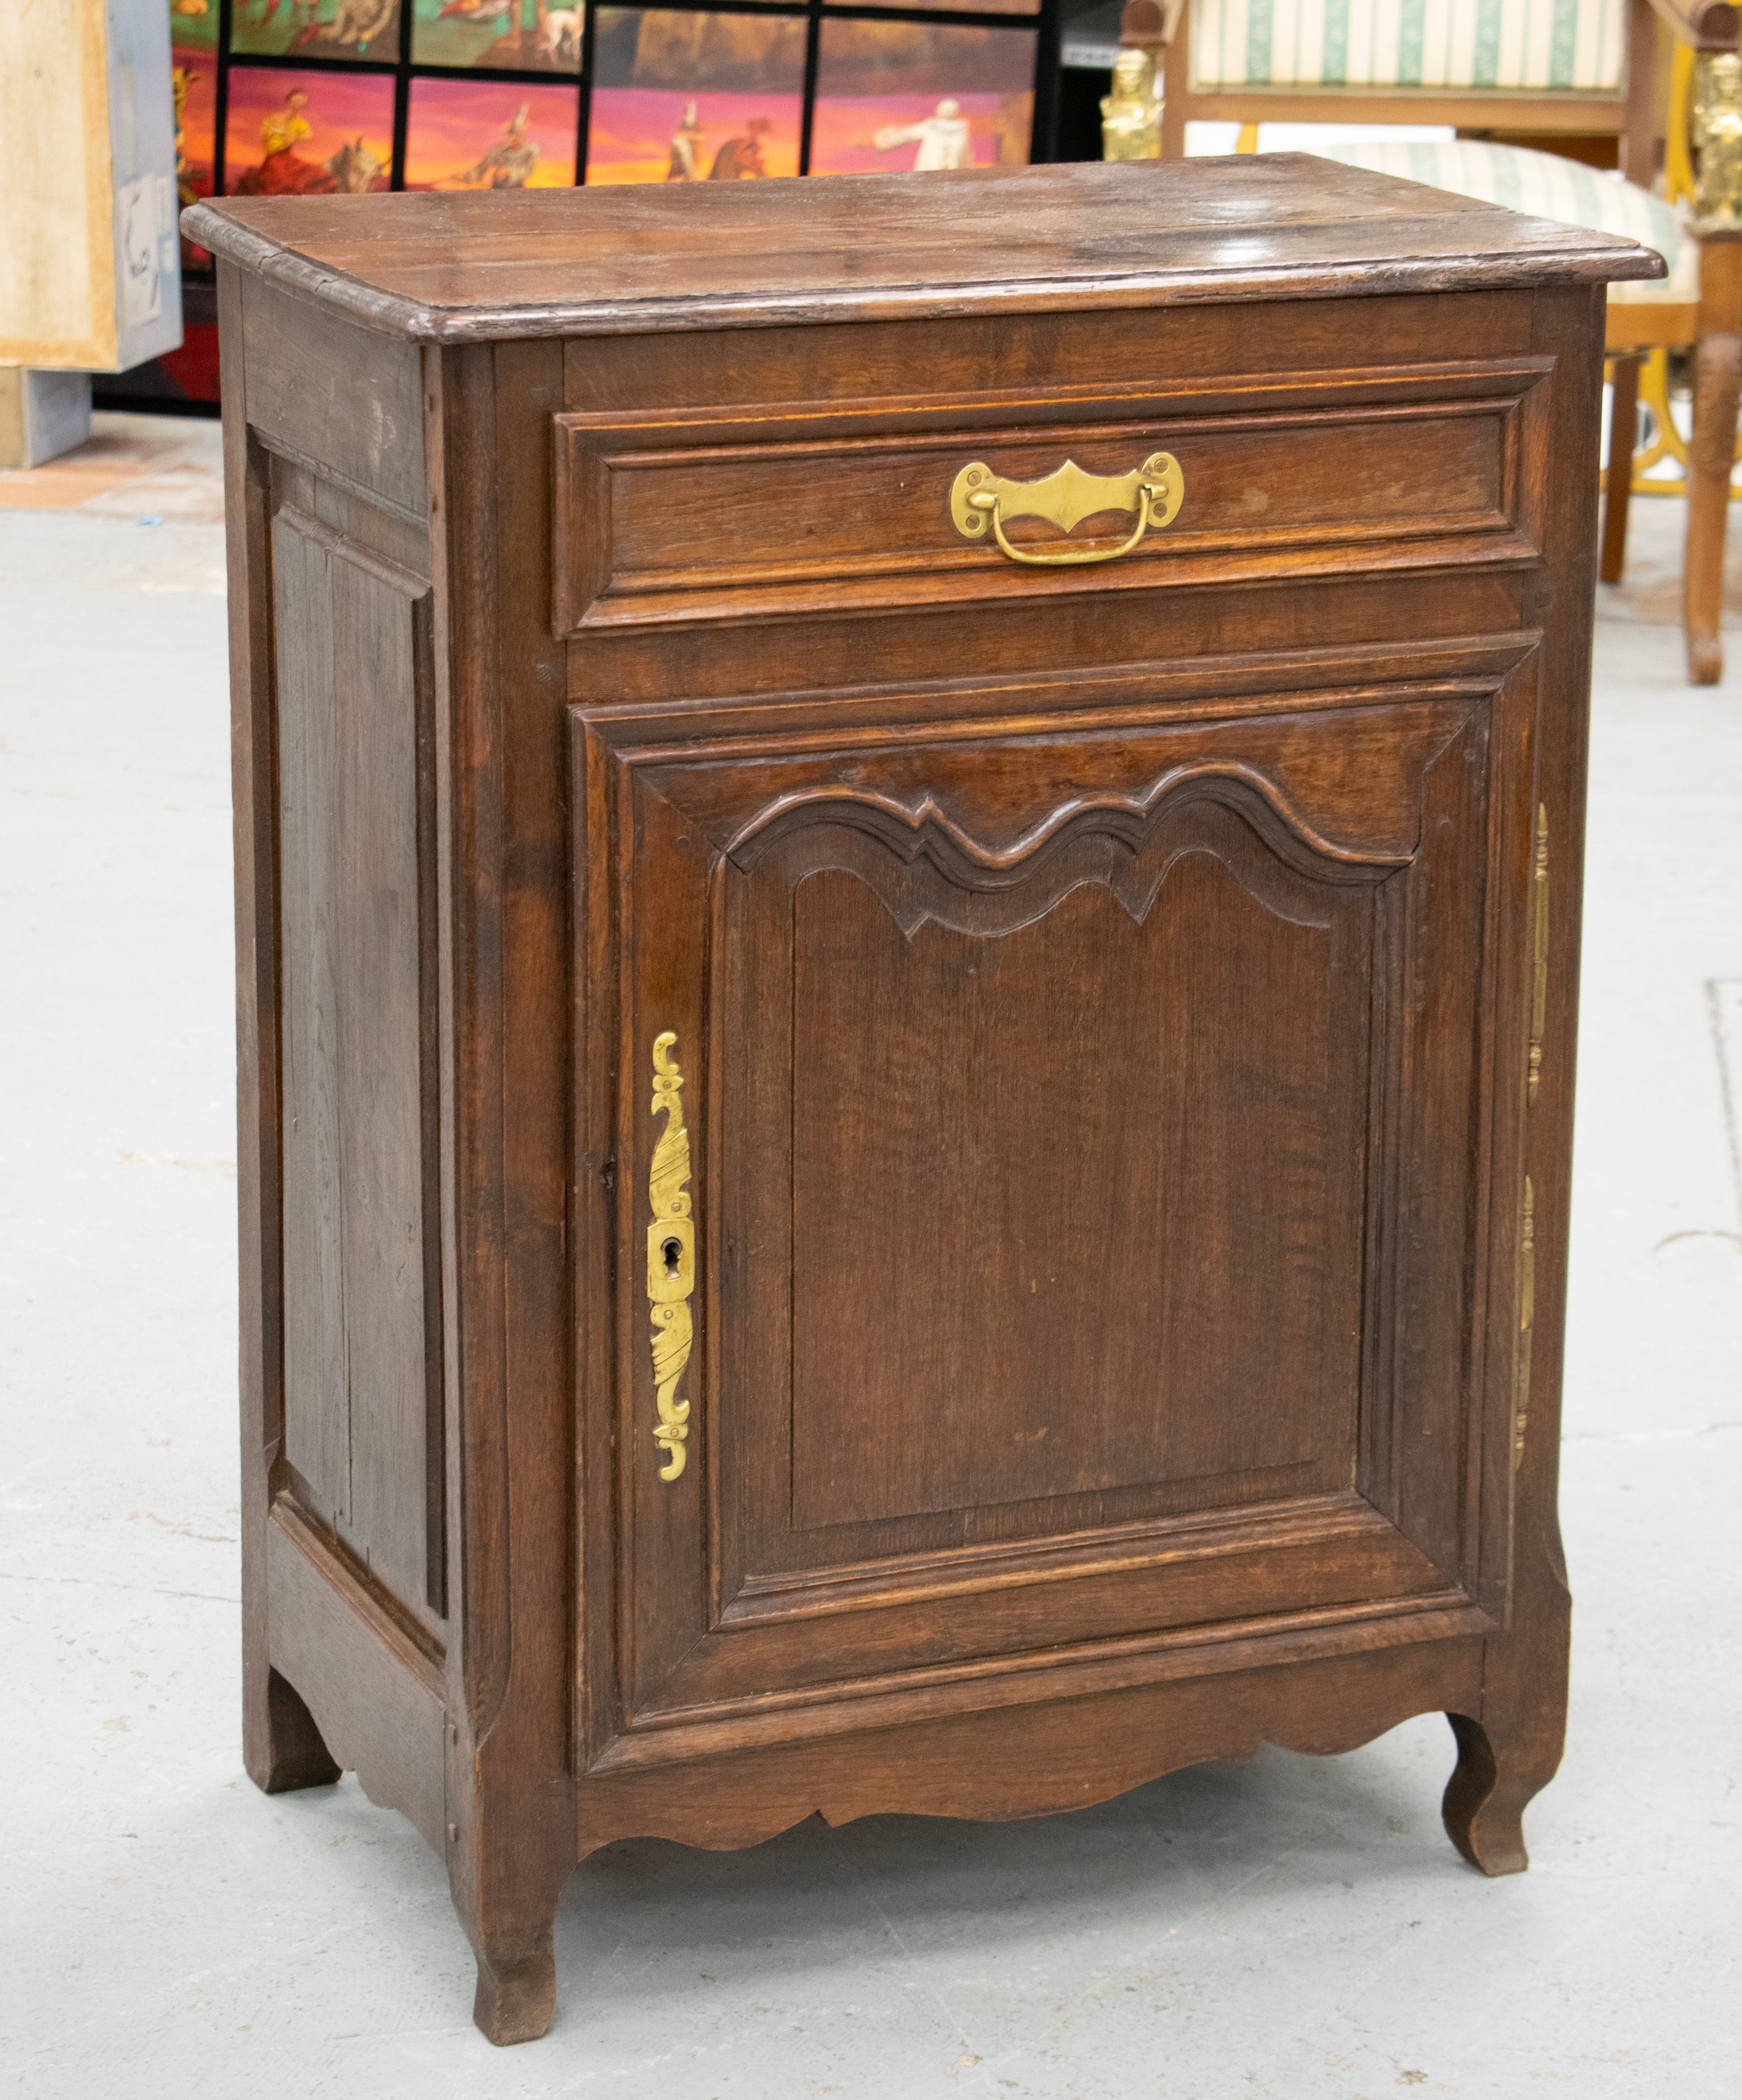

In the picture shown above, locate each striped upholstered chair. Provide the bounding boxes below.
[1155,1,1742,684]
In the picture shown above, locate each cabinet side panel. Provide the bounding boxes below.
[275,512,350,1528]
[333,548,438,1608]
[273,500,440,1619]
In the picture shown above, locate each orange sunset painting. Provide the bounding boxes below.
[223,67,394,194]
[586,90,801,185]
[808,21,1034,176]
[807,94,1021,177]
[403,77,580,187]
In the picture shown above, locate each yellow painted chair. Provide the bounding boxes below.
[1141,1,1742,683]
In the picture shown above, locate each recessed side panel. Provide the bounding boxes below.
[272,475,444,1628]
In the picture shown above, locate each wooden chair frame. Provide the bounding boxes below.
[1153,0,1742,682]
[1159,0,1672,167]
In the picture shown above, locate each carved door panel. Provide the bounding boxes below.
[575,655,1537,1768]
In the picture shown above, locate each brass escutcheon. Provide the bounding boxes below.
[647,1031,694,1482]
[950,452,1184,566]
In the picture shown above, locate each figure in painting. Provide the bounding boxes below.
[709,115,772,179]
[456,104,543,187]
[327,137,385,192]
[533,8,582,65]
[872,98,973,172]
[302,0,399,53]
[666,101,706,180]
[233,89,339,194]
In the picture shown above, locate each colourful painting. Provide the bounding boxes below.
[587,10,805,184]
[810,23,1035,176]
[169,0,219,56]
[404,77,580,187]
[224,66,396,194]
[230,0,401,62]
[173,49,219,263]
[410,0,582,72]
[587,89,800,183]
[824,0,1038,13]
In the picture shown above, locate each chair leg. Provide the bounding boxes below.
[1685,329,1741,683]
[1600,353,1641,586]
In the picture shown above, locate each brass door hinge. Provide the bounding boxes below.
[1513,1176,1536,1471]
[1528,802,1548,1105]
[647,1031,695,1482]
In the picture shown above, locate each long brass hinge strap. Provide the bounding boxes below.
[1528,802,1549,1105]
[1513,1175,1536,1472]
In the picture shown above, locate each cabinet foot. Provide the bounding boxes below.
[247,1667,341,1795]
[1440,1710,1550,1876]
[471,1930,557,2046]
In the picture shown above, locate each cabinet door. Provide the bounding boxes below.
[574,647,1537,1770]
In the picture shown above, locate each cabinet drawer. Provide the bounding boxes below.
[552,359,1549,634]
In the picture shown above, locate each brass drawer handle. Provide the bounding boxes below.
[950,452,1183,567]
[647,1031,694,1482]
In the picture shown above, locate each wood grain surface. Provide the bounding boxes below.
[185,155,1662,345]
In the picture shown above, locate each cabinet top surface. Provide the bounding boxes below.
[185,153,1660,346]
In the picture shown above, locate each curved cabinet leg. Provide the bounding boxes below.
[1441,1710,1555,1877]
[247,1665,341,1795]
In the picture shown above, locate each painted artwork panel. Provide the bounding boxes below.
[224,66,396,195]
[810,22,1035,176]
[404,77,580,188]
[824,0,1038,15]
[587,89,801,183]
[587,10,806,185]
[410,0,582,72]
[174,49,219,266]
[230,0,401,63]
[169,0,219,56]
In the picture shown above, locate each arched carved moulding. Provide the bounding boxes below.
[724,770,1401,942]
[643,690,1481,878]
[727,756,1419,877]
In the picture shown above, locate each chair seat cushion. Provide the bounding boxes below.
[1308,137,1684,277]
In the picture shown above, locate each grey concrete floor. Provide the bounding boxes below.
[1,444,1739,2097]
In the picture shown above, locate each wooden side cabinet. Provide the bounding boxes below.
[187,159,1659,2045]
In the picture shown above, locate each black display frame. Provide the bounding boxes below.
[197,0,1060,213]
[104,0,1060,411]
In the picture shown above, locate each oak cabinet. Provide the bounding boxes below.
[186,155,1658,2046]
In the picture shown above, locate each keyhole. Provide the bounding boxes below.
[661,1237,683,1277]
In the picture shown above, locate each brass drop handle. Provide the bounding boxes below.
[950,452,1184,567]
